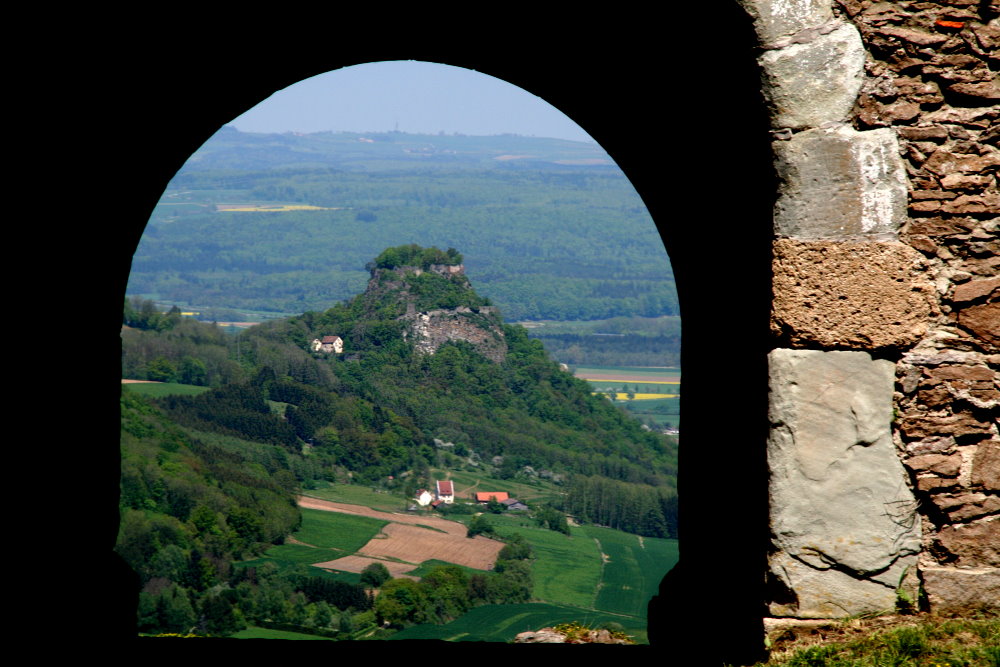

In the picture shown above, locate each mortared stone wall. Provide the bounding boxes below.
[739,0,997,619]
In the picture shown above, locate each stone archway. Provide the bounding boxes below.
[102,8,993,656]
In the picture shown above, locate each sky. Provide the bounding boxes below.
[229,61,595,143]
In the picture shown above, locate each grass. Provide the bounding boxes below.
[754,613,999,667]
[583,525,679,617]
[230,626,334,640]
[292,508,388,553]
[388,602,648,643]
[236,509,384,581]
[489,514,603,610]
[121,382,212,398]
[404,559,484,579]
[620,395,681,428]
[249,543,344,565]
[303,485,411,512]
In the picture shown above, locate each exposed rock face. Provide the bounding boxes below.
[403,306,507,363]
[364,263,507,363]
[767,349,921,618]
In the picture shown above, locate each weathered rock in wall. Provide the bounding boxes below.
[772,125,909,238]
[767,349,921,618]
[836,0,999,615]
[771,239,937,349]
[745,0,998,618]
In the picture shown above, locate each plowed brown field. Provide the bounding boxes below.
[297,496,503,575]
[312,555,420,581]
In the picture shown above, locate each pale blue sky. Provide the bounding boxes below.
[229,61,595,143]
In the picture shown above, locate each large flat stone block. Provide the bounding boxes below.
[773,125,907,239]
[767,349,921,618]
[760,23,865,129]
[771,239,938,350]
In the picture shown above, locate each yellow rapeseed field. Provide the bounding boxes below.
[593,392,678,400]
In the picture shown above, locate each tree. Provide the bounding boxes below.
[467,513,494,538]
[146,356,177,382]
[374,578,429,627]
[360,562,391,588]
[179,356,207,386]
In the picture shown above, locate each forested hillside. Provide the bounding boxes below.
[127,128,676,323]
[124,246,678,488]
[119,245,678,637]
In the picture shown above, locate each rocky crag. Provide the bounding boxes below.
[363,263,508,363]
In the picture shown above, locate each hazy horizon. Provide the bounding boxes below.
[229,61,596,144]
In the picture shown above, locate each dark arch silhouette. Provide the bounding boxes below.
[97,11,773,662]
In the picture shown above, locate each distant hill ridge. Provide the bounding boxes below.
[182,125,612,173]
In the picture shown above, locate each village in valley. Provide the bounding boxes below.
[413,480,528,513]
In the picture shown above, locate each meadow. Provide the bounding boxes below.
[120,381,212,398]
[291,508,388,553]
[489,513,678,636]
[238,507,387,579]
[235,494,678,644]
[302,484,412,512]
[389,602,649,643]
[583,525,679,617]
[231,626,334,640]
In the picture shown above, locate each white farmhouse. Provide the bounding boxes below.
[311,335,344,354]
[436,480,454,504]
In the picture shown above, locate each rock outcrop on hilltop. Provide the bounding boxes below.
[363,261,507,363]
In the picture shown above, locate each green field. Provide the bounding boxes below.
[293,508,387,552]
[389,602,649,643]
[302,485,412,512]
[583,525,679,617]
[490,515,601,610]
[236,508,387,579]
[120,382,212,397]
[231,626,334,640]
[237,487,677,644]
[621,397,681,429]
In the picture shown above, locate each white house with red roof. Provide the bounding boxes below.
[310,335,344,354]
[436,480,454,504]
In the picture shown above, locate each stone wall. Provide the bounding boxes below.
[740,0,998,618]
